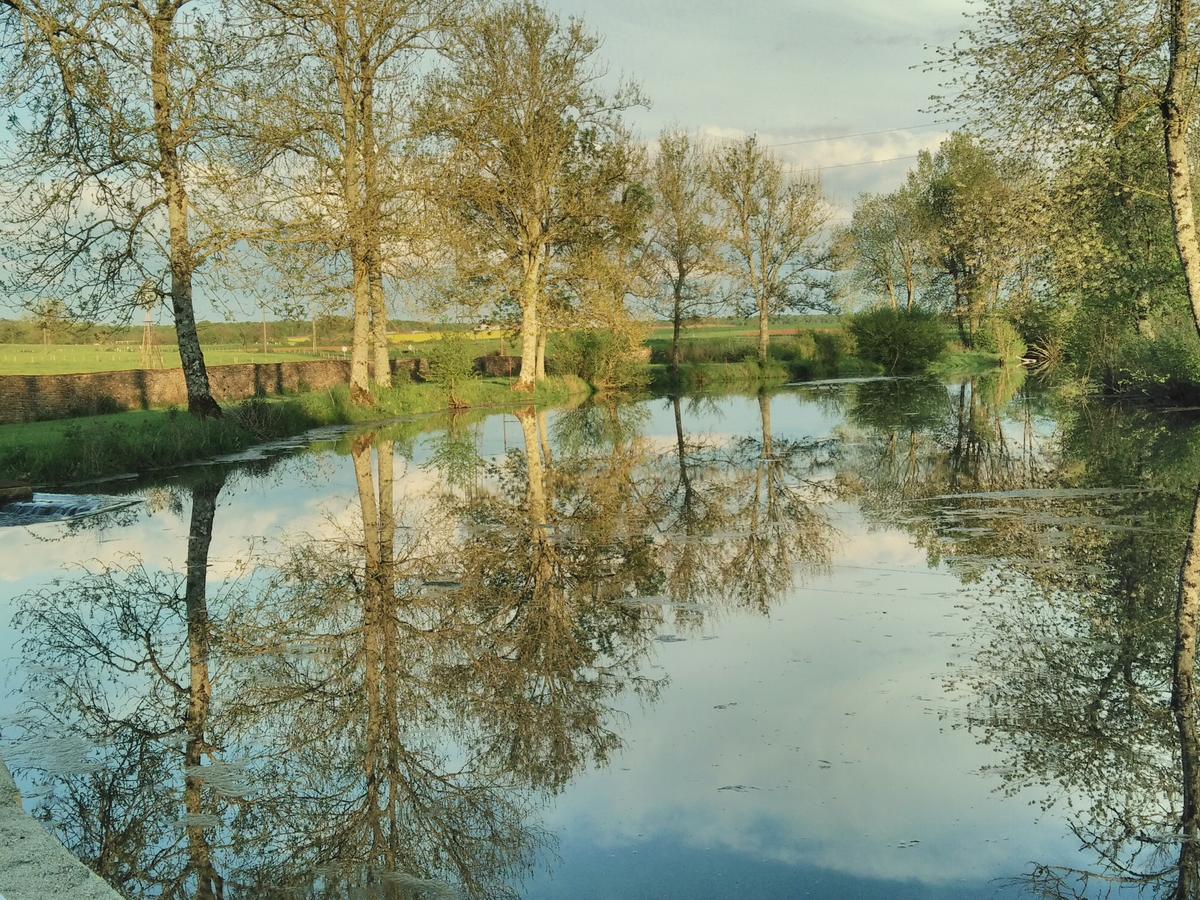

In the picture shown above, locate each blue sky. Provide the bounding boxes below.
[546,0,970,206]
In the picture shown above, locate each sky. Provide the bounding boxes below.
[546,0,971,212]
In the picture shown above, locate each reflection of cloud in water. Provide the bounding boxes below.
[539,512,1075,886]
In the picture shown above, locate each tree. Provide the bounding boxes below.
[840,186,928,311]
[1161,0,1200,348]
[550,140,655,385]
[238,0,461,403]
[416,0,645,390]
[0,0,250,415]
[28,297,67,346]
[936,0,1200,347]
[907,134,1032,347]
[709,136,830,364]
[649,128,720,371]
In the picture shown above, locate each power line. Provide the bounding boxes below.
[817,153,922,171]
[780,153,922,173]
[766,121,950,148]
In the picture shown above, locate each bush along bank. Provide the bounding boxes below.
[647,329,882,391]
[0,375,591,487]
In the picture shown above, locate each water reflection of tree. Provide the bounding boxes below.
[839,374,1057,578]
[652,391,835,618]
[10,410,685,898]
[223,433,544,899]
[724,391,835,612]
[10,392,851,897]
[915,406,1200,898]
[440,406,668,794]
[12,472,233,898]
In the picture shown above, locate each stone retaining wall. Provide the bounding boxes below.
[0,358,424,425]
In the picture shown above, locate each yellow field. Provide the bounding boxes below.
[387,329,508,345]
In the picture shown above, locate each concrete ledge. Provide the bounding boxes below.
[0,758,123,900]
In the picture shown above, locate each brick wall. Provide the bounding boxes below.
[0,358,426,425]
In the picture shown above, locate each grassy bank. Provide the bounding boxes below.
[0,375,589,486]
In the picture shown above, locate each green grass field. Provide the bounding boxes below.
[0,334,524,376]
[0,343,340,376]
[0,375,591,484]
[644,320,843,343]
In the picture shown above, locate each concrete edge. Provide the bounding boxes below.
[0,757,124,900]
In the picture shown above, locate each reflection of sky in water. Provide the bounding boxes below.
[0,384,1157,897]
[520,506,1080,898]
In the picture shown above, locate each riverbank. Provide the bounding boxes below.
[0,375,590,486]
[647,347,1013,392]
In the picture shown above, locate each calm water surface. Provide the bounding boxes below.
[0,373,1195,899]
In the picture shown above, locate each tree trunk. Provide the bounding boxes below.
[369,268,391,388]
[953,283,971,348]
[904,258,916,312]
[535,328,547,380]
[671,281,684,373]
[260,306,267,355]
[516,407,546,522]
[312,315,317,349]
[1163,0,1200,342]
[516,254,541,390]
[759,390,773,461]
[757,295,769,365]
[361,73,391,390]
[151,11,219,418]
[333,34,371,405]
[1174,482,1200,899]
[350,261,373,404]
[885,277,897,310]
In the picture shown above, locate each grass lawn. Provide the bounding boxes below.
[0,375,591,485]
[0,334,520,376]
[0,343,337,376]
[644,320,843,343]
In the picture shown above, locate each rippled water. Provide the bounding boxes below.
[1,373,1197,899]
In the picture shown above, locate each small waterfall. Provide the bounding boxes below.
[0,493,144,527]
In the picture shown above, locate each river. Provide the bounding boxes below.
[1,371,1195,899]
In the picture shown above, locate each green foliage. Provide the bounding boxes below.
[976,318,1027,361]
[812,329,857,370]
[552,329,648,390]
[424,335,478,407]
[1104,312,1200,399]
[660,359,791,391]
[646,326,878,384]
[848,307,948,373]
[647,335,757,365]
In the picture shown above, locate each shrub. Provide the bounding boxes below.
[1106,313,1200,396]
[425,334,478,407]
[812,329,857,371]
[977,318,1027,361]
[848,307,947,374]
[655,335,757,365]
[553,329,648,390]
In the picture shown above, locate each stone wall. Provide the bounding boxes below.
[475,354,522,377]
[0,358,425,425]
